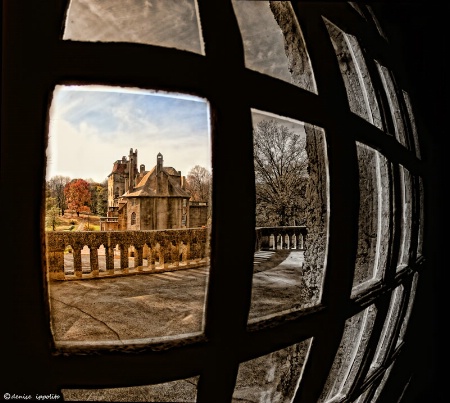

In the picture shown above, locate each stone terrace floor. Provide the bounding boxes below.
[49,250,306,342]
[49,250,310,401]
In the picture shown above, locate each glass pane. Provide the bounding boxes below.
[324,19,383,129]
[376,62,409,148]
[396,272,419,348]
[63,0,204,55]
[62,376,199,402]
[402,90,421,160]
[318,305,377,402]
[46,85,211,344]
[232,0,317,93]
[232,339,312,402]
[249,110,328,322]
[353,143,390,294]
[397,165,412,269]
[366,286,403,379]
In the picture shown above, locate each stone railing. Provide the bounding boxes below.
[46,228,209,281]
[46,226,307,281]
[255,226,307,252]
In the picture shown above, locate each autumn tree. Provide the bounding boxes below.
[64,179,91,217]
[253,119,309,227]
[47,175,71,215]
[185,165,212,203]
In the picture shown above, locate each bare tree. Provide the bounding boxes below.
[253,119,308,226]
[185,165,212,202]
[47,175,71,215]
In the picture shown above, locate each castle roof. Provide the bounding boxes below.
[109,160,128,176]
[123,165,190,198]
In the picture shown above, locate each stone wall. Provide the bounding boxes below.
[189,204,208,228]
[303,124,328,302]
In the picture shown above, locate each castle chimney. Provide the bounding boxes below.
[156,152,163,174]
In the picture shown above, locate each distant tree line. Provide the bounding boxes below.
[45,176,108,229]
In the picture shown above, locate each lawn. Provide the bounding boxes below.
[45,211,102,232]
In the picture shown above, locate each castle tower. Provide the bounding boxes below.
[156,152,164,195]
[128,148,138,192]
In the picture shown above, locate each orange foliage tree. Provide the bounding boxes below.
[64,179,91,217]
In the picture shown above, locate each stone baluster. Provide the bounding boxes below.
[148,247,156,270]
[299,233,304,250]
[73,246,82,278]
[171,242,179,267]
[185,241,192,265]
[162,243,171,268]
[89,245,99,277]
[105,245,115,275]
[119,244,128,273]
[47,248,65,280]
[157,244,167,269]
[135,245,143,271]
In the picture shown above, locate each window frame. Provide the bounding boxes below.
[1,1,436,401]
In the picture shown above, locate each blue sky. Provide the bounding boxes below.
[46,85,211,183]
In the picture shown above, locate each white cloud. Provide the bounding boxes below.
[46,88,212,183]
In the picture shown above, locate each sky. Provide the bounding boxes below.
[46,85,211,183]
[46,1,306,183]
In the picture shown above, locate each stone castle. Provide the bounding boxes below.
[101,149,208,231]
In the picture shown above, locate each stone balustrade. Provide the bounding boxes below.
[46,228,209,281]
[46,226,307,281]
[255,226,307,252]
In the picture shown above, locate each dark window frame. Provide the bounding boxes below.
[1,1,439,402]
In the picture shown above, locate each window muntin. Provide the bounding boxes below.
[63,0,205,55]
[62,376,199,401]
[232,0,317,93]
